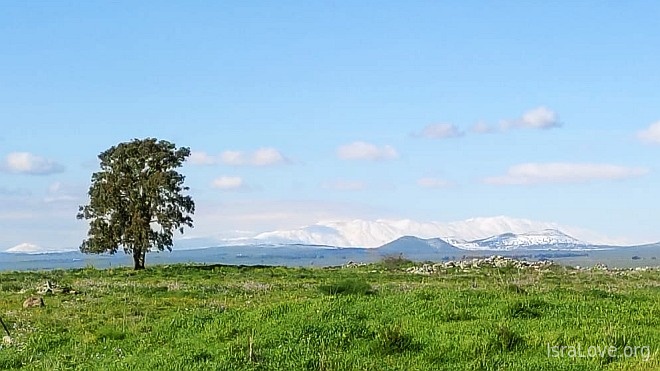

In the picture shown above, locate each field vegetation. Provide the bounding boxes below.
[0,260,659,370]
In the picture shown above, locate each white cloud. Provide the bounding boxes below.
[211,176,249,191]
[43,181,84,203]
[417,177,452,189]
[189,199,385,239]
[0,187,31,197]
[501,106,561,131]
[220,148,287,166]
[1,152,65,175]
[323,180,367,191]
[484,163,648,185]
[336,141,399,161]
[190,148,288,166]
[416,123,463,139]
[637,121,660,145]
[520,106,560,129]
[470,121,497,134]
[189,151,217,165]
[252,148,287,166]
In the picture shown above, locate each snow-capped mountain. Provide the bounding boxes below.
[460,229,590,251]
[228,216,620,248]
[4,243,75,254]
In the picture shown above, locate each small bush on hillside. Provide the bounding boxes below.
[488,325,524,352]
[507,299,548,319]
[96,326,127,342]
[505,283,527,295]
[319,279,375,296]
[586,288,623,300]
[442,308,475,322]
[378,254,414,270]
[374,325,419,355]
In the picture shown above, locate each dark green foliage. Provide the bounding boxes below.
[507,299,548,319]
[489,325,524,352]
[319,279,374,295]
[77,138,195,269]
[586,288,623,300]
[96,326,127,342]
[1,264,660,370]
[373,325,419,355]
[378,254,414,270]
[441,308,475,322]
[506,284,528,295]
[187,351,214,363]
[0,354,22,370]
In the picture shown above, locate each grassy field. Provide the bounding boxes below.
[0,259,659,370]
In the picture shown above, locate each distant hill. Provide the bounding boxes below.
[376,236,463,260]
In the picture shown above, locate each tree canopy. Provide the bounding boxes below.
[77,138,195,269]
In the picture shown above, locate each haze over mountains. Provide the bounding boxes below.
[3,215,659,273]
[1,216,643,254]
[226,216,629,249]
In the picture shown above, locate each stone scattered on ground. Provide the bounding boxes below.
[344,255,659,275]
[344,261,367,268]
[573,264,658,275]
[37,281,77,295]
[23,296,44,309]
[2,335,12,346]
[403,255,554,275]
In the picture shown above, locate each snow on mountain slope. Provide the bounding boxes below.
[4,243,74,254]
[232,216,615,248]
[466,229,589,250]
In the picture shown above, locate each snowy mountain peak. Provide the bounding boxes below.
[468,229,588,250]
[226,217,611,248]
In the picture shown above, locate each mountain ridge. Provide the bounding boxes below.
[461,229,590,251]
[224,216,632,248]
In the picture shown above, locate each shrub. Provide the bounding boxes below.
[442,309,475,322]
[374,325,419,355]
[507,299,547,319]
[488,325,524,352]
[378,254,414,271]
[96,326,127,342]
[505,283,527,295]
[319,279,375,296]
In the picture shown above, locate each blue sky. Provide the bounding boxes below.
[1,1,659,250]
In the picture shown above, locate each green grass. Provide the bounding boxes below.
[0,262,659,370]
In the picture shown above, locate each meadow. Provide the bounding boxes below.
[0,258,658,370]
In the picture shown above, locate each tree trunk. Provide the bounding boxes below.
[133,248,145,270]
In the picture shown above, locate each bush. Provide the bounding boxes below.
[505,284,527,295]
[442,309,475,322]
[507,299,547,319]
[488,325,524,352]
[319,279,375,296]
[374,325,419,355]
[96,326,127,342]
[378,254,414,270]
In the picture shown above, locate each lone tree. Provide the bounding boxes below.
[77,138,195,270]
